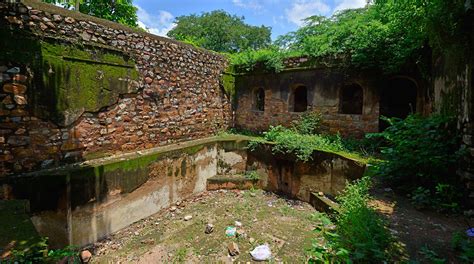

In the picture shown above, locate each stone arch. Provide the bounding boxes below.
[289,85,308,112]
[339,83,363,115]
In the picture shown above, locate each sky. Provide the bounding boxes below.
[134,0,367,40]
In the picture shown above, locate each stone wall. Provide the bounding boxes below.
[233,68,381,137]
[432,6,474,205]
[0,0,231,176]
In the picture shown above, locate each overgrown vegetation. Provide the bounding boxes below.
[309,177,394,263]
[42,0,138,27]
[369,114,465,212]
[5,237,79,263]
[228,0,469,73]
[247,111,366,162]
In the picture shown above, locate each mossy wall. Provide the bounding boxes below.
[40,41,139,126]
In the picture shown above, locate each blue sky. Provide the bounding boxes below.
[134,0,367,39]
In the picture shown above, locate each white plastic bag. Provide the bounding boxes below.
[250,244,272,261]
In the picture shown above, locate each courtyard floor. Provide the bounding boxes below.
[90,189,317,263]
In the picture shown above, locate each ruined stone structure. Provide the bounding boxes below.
[0,0,231,176]
[233,57,427,137]
[1,0,474,250]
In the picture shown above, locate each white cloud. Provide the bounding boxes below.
[136,5,176,37]
[334,0,367,13]
[285,0,331,26]
[232,0,264,11]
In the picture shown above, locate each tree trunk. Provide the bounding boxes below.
[75,0,80,11]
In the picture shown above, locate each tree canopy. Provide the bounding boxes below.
[231,0,469,73]
[42,0,138,27]
[167,10,272,53]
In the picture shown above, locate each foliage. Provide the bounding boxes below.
[308,212,350,263]
[369,114,465,211]
[230,0,468,74]
[292,111,322,135]
[418,245,446,264]
[167,10,271,53]
[244,170,260,181]
[262,125,345,161]
[42,0,138,27]
[452,232,474,263]
[228,47,290,72]
[8,237,79,263]
[309,177,393,263]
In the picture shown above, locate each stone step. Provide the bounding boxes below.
[309,192,340,214]
[206,174,260,191]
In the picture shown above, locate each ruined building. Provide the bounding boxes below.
[0,0,473,247]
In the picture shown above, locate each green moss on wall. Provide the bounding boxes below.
[221,70,236,99]
[40,41,140,126]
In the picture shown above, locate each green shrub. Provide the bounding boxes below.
[369,114,465,210]
[262,126,345,161]
[292,111,322,135]
[452,232,474,263]
[309,178,393,263]
[244,170,260,180]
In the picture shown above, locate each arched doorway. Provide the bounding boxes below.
[380,77,418,130]
[291,85,307,112]
[340,83,363,115]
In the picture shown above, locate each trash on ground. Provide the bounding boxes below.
[225,226,237,237]
[250,244,272,261]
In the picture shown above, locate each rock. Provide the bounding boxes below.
[141,238,155,245]
[79,250,92,263]
[234,221,242,227]
[134,231,139,236]
[205,223,214,234]
[318,192,324,196]
[52,14,62,22]
[227,242,240,256]
[145,77,153,84]
[236,229,247,238]
[170,206,177,212]
[249,237,255,244]
[184,215,192,221]
[65,17,75,23]
[13,95,27,105]
[4,83,27,94]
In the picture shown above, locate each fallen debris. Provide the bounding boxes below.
[80,250,92,263]
[184,215,193,221]
[228,242,240,256]
[250,244,271,261]
[205,223,214,234]
[225,226,237,237]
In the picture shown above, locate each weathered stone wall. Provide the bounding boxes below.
[431,8,474,204]
[234,69,381,137]
[0,0,231,176]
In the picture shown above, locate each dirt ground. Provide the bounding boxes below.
[86,186,471,263]
[90,189,318,263]
[371,188,469,263]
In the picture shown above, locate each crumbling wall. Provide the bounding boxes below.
[431,6,474,205]
[0,0,231,176]
[234,68,381,137]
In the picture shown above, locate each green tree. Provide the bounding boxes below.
[167,10,271,53]
[42,0,138,27]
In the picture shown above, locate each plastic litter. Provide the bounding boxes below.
[225,226,237,237]
[466,227,474,237]
[250,244,272,261]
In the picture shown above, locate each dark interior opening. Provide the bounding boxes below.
[254,88,265,111]
[293,86,307,112]
[380,77,417,130]
[340,83,363,115]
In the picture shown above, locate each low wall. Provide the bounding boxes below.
[1,136,365,247]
